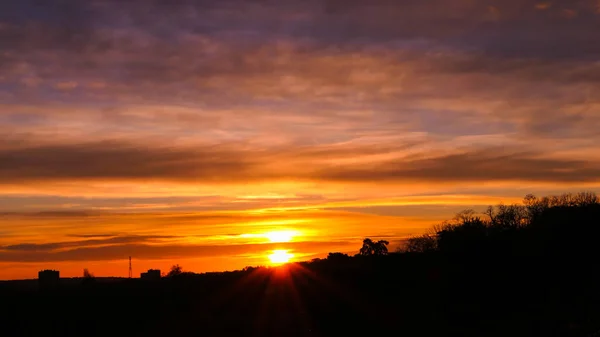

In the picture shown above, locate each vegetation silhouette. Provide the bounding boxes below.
[359,238,389,256]
[2,191,600,336]
[81,268,96,286]
[167,264,183,277]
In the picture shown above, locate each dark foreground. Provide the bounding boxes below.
[2,193,600,337]
[2,255,600,337]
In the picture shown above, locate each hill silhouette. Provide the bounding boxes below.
[1,192,600,337]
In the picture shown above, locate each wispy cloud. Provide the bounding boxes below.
[0,140,598,184]
[0,240,354,263]
[1,235,178,252]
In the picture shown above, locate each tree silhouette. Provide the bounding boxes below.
[82,268,96,285]
[167,264,183,277]
[327,252,351,262]
[436,216,488,254]
[359,238,389,256]
[83,269,94,278]
[486,204,528,229]
[405,234,437,253]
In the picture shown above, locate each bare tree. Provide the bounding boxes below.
[487,203,528,228]
[405,234,438,253]
[575,192,599,206]
[453,209,477,223]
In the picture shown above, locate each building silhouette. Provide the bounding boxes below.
[140,269,161,280]
[38,270,60,288]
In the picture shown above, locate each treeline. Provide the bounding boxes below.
[401,191,600,258]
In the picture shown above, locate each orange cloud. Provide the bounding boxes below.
[0,139,598,186]
[535,3,552,10]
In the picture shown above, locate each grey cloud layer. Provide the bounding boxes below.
[3,0,598,54]
[1,0,599,185]
[0,140,598,184]
[318,150,600,183]
[3,0,600,88]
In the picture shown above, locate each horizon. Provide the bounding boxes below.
[1,192,596,281]
[1,0,600,280]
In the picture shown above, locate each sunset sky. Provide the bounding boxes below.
[1,0,600,280]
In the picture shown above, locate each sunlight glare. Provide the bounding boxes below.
[268,250,293,264]
[264,230,297,243]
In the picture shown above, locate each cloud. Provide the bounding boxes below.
[1,235,178,252]
[53,81,78,90]
[0,139,598,185]
[2,40,598,143]
[3,0,600,91]
[0,137,424,184]
[2,0,599,148]
[67,234,119,238]
[3,0,599,53]
[0,211,98,217]
[0,240,353,262]
[317,149,600,184]
[0,140,257,182]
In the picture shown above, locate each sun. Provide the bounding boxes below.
[268,250,293,264]
[264,230,297,243]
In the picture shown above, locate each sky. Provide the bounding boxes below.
[1,0,600,280]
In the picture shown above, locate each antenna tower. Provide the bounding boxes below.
[128,256,133,278]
